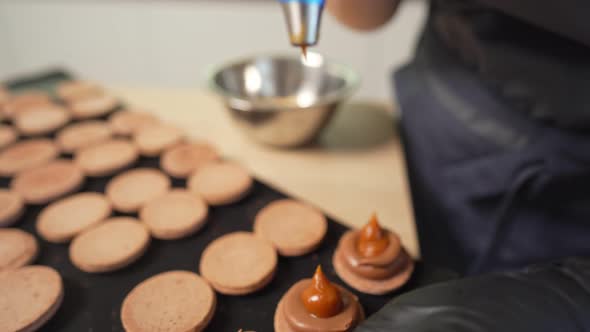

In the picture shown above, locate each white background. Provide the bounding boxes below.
[0,0,427,101]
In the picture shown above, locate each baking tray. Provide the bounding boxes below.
[1,70,455,331]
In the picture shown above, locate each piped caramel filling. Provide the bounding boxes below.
[340,231,409,280]
[284,280,362,332]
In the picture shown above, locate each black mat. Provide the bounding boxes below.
[1,70,456,331]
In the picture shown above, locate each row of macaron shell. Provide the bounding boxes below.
[0,83,332,331]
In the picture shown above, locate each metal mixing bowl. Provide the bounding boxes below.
[209,53,359,148]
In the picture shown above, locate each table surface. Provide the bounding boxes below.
[111,86,419,258]
[2,73,438,332]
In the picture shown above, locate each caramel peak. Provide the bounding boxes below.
[300,265,343,318]
[357,213,390,258]
[312,265,329,289]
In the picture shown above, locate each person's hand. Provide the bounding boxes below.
[355,257,590,332]
[326,0,401,31]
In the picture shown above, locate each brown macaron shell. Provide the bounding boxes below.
[75,139,139,177]
[139,189,208,240]
[109,110,160,136]
[56,81,103,102]
[2,92,52,118]
[207,268,277,296]
[69,217,150,273]
[0,139,59,176]
[0,266,64,332]
[11,160,85,205]
[134,123,184,157]
[254,199,327,257]
[200,232,277,295]
[0,189,25,227]
[13,105,70,136]
[69,93,119,119]
[56,121,113,153]
[0,125,18,150]
[121,270,216,332]
[160,142,219,178]
[36,192,112,243]
[0,229,38,271]
[106,168,171,213]
[187,161,253,206]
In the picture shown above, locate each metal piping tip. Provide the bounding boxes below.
[280,0,325,47]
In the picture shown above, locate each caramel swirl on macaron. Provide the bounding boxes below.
[357,213,390,258]
[274,265,364,332]
[300,266,343,318]
[333,214,414,295]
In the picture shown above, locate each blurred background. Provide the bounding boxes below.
[0,0,426,101]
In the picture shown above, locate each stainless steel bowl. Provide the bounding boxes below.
[209,53,359,148]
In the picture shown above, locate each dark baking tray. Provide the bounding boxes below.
[1,70,455,331]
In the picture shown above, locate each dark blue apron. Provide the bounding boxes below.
[395,22,590,275]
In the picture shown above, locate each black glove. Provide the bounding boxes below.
[356,257,590,332]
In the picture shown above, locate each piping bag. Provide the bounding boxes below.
[279,0,326,57]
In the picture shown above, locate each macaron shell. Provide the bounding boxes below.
[75,139,139,176]
[187,161,253,206]
[134,124,184,157]
[139,189,208,240]
[69,217,150,273]
[0,266,63,332]
[0,139,59,176]
[36,192,112,243]
[0,125,18,150]
[57,121,113,153]
[253,199,327,257]
[106,168,171,213]
[121,270,216,332]
[109,110,160,136]
[160,142,219,178]
[2,92,52,118]
[56,81,103,102]
[207,266,276,296]
[11,160,85,205]
[0,229,38,271]
[200,232,277,295]
[0,189,25,227]
[69,93,118,119]
[14,105,70,136]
